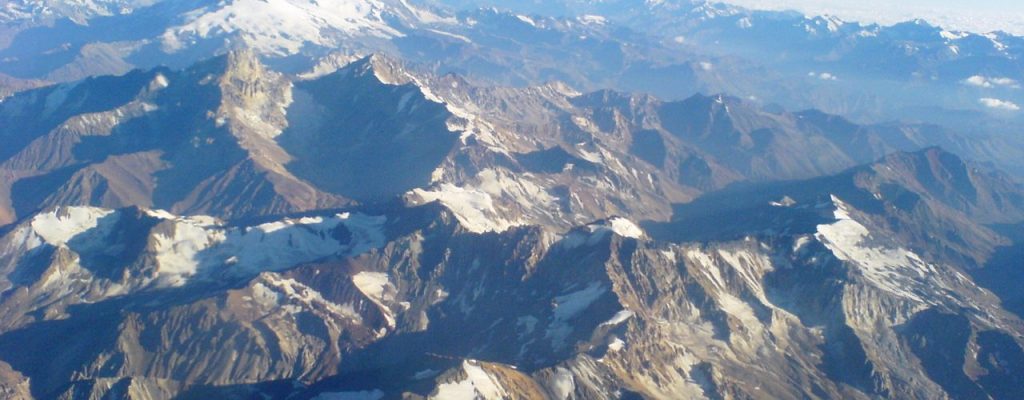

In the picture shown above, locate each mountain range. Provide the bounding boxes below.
[0,1,1023,399]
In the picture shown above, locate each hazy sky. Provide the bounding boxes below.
[724,0,1024,34]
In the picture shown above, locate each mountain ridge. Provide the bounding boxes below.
[1,146,1021,398]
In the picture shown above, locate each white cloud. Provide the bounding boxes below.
[991,77,1019,86]
[964,75,1019,89]
[979,97,1020,111]
[809,71,838,81]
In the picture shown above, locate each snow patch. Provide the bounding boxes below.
[409,184,517,233]
[608,218,644,238]
[29,207,114,246]
[770,196,796,207]
[150,74,170,91]
[545,282,607,349]
[161,0,409,55]
[579,14,606,25]
[413,369,440,380]
[940,30,968,41]
[432,361,506,400]
[102,210,389,287]
[566,218,645,248]
[257,274,362,322]
[352,271,397,328]
[551,367,575,400]
[600,310,635,327]
[815,196,937,303]
[352,272,392,303]
[515,14,537,27]
[426,28,472,43]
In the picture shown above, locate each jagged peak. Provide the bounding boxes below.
[871,147,980,192]
[298,52,366,80]
[573,88,660,109]
[793,108,859,130]
[540,80,581,98]
[562,216,646,248]
[668,92,761,121]
[875,146,964,173]
[213,48,282,89]
[339,53,419,86]
[680,92,745,107]
[181,48,274,83]
[223,48,265,73]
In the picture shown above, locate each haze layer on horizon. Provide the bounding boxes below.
[723,0,1024,34]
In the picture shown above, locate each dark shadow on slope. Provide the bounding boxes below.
[974,330,1024,399]
[300,354,459,399]
[9,165,81,218]
[0,70,157,163]
[278,64,458,203]
[898,309,988,400]
[5,246,56,288]
[514,146,599,174]
[172,378,298,400]
[66,208,162,281]
[898,308,1024,399]
[643,157,906,244]
[819,325,882,395]
[0,297,138,398]
[67,58,249,211]
[970,223,1024,318]
[628,129,668,167]
[642,180,837,244]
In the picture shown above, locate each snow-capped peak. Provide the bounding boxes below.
[159,0,450,56]
[27,206,114,246]
[6,206,389,289]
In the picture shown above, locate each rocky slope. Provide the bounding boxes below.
[0,148,1022,399]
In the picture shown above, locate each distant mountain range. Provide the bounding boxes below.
[3,0,1024,123]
